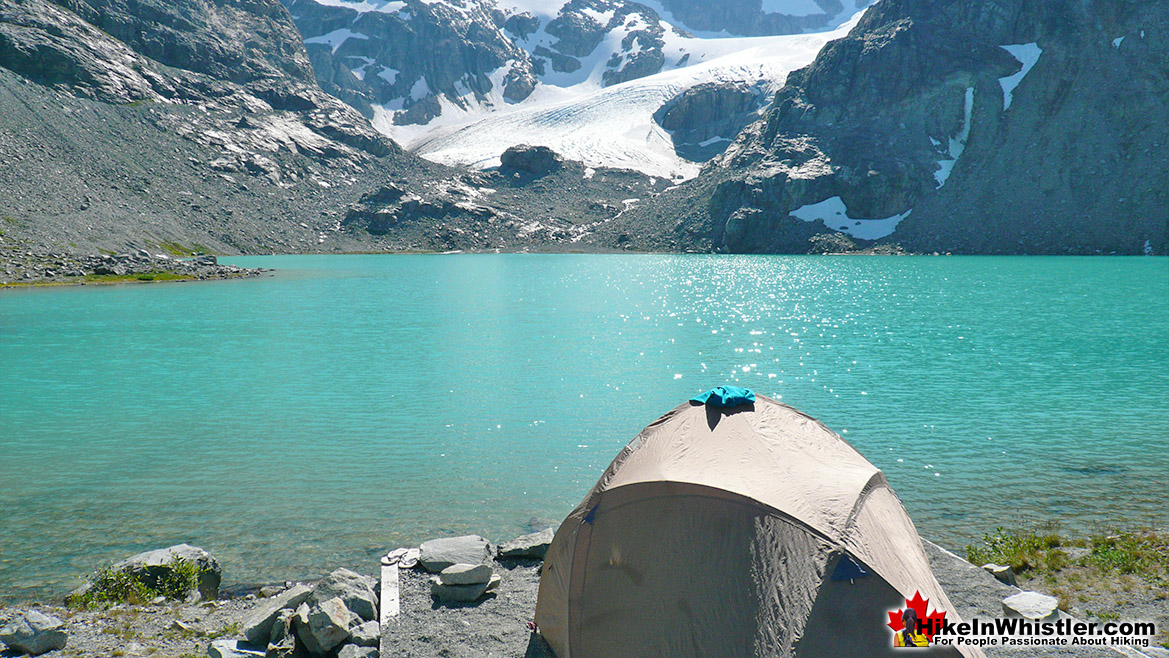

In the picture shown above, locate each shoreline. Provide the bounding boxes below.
[6,248,1164,288]
[1,528,1165,657]
[0,251,266,288]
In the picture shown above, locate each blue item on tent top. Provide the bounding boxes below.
[690,386,756,408]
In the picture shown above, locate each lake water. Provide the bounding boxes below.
[1,255,1166,601]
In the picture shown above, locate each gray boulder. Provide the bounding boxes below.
[1002,591,1059,622]
[0,611,68,655]
[297,596,351,654]
[497,527,556,560]
[309,568,378,622]
[349,621,379,647]
[206,639,266,658]
[337,645,378,658]
[111,543,222,600]
[240,584,311,644]
[418,535,494,573]
[439,563,493,586]
[429,574,501,603]
[269,608,295,644]
[981,562,1017,586]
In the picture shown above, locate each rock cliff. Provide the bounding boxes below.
[612,0,1169,254]
[281,0,871,160]
[0,0,662,254]
[0,0,412,253]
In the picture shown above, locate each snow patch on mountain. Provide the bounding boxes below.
[304,28,370,53]
[789,196,911,240]
[998,42,1041,110]
[310,0,406,13]
[934,86,973,188]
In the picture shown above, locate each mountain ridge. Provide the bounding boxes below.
[604,0,1169,255]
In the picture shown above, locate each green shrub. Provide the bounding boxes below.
[966,526,1062,574]
[69,558,204,608]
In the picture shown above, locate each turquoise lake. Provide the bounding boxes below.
[1,255,1167,601]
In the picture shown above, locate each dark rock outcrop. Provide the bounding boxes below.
[654,81,766,161]
[282,0,537,123]
[500,144,562,176]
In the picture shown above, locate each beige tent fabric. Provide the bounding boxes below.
[566,482,834,658]
[535,396,985,658]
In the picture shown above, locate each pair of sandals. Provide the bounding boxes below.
[382,547,420,568]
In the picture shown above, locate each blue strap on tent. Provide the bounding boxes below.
[690,386,756,408]
[830,553,869,581]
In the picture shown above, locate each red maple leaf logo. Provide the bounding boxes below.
[887,591,947,641]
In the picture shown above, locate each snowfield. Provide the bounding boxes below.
[381,11,867,179]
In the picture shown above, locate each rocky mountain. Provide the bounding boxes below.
[0,0,407,253]
[281,0,873,176]
[0,0,668,255]
[609,0,1169,254]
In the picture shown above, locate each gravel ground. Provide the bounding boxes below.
[373,543,1163,658]
[0,597,253,657]
[3,544,1162,657]
[381,559,551,658]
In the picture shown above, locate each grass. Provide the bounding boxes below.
[156,241,197,257]
[965,524,1064,573]
[966,526,1168,580]
[205,621,241,640]
[1087,532,1169,574]
[966,525,1168,645]
[3,271,197,287]
[69,558,207,609]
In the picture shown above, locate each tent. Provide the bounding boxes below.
[535,391,984,657]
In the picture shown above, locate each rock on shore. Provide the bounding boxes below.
[0,611,68,655]
[111,544,222,602]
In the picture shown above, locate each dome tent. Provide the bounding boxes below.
[534,390,984,657]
